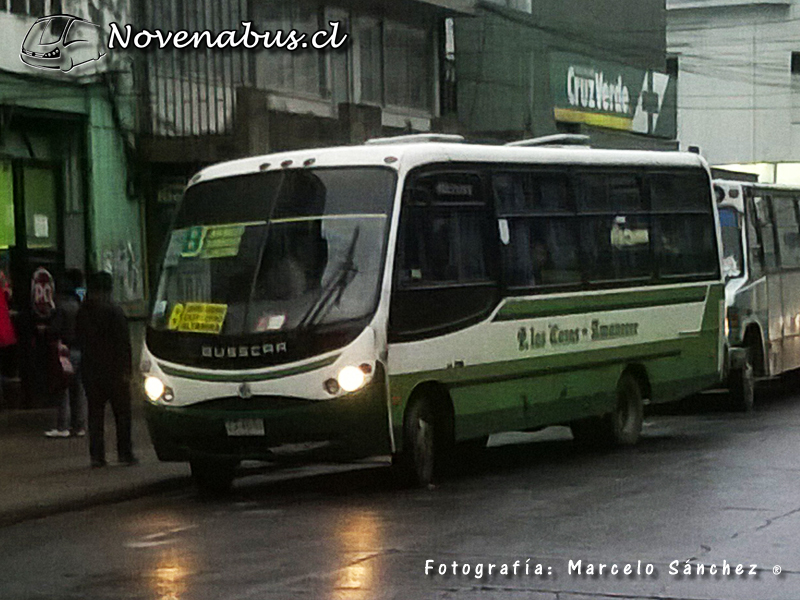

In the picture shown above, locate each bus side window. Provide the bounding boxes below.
[578,172,653,283]
[773,194,800,269]
[755,196,778,271]
[390,171,498,339]
[746,194,764,279]
[494,171,581,290]
[650,172,718,279]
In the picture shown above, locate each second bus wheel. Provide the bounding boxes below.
[190,458,238,495]
[393,396,450,487]
[728,349,755,413]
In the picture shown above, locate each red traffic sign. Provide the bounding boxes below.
[31,267,55,319]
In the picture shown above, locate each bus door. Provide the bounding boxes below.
[774,194,800,372]
[755,194,784,375]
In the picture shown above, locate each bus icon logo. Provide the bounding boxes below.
[20,14,106,72]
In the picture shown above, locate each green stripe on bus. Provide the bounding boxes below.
[158,354,340,382]
[494,284,710,321]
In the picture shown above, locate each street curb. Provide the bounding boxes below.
[0,474,192,528]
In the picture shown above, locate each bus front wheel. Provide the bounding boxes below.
[190,458,238,494]
[394,397,447,487]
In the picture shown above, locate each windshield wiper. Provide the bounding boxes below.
[298,226,360,329]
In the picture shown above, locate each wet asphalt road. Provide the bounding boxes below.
[4,381,800,600]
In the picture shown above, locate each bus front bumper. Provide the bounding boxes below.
[144,382,391,463]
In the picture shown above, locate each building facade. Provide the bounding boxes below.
[0,0,143,406]
[453,0,677,149]
[134,0,471,286]
[668,0,800,181]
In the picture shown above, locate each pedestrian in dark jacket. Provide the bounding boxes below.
[76,271,137,467]
[45,269,87,438]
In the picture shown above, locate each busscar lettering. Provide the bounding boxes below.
[202,342,288,359]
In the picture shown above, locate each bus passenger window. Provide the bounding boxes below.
[772,195,800,268]
[654,215,717,277]
[577,172,652,283]
[649,171,718,279]
[494,171,579,290]
[583,215,651,282]
[745,198,764,279]
[755,196,778,271]
[502,219,581,288]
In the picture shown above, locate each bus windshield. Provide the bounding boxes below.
[718,206,743,278]
[150,168,396,337]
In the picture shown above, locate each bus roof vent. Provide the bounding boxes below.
[365,133,466,145]
[505,134,591,147]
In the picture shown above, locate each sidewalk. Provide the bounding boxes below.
[0,399,191,527]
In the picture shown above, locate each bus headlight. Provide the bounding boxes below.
[337,365,366,393]
[144,376,166,402]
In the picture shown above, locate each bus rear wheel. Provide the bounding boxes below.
[190,458,238,495]
[393,397,448,487]
[607,373,644,446]
[571,372,643,447]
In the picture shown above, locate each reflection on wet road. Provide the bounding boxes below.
[3,383,800,599]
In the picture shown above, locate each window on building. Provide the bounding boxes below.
[384,21,432,110]
[356,17,382,104]
[792,51,800,75]
[482,0,532,12]
[257,0,325,98]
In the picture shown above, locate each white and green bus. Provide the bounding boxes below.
[142,135,725,491]
[716,180,800,410]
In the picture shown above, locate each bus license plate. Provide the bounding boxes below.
[225,418,265,437]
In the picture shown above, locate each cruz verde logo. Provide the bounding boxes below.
[20,14,106,72]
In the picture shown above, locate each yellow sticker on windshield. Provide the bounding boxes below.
[168,302,228,334]
[167,303,185,330]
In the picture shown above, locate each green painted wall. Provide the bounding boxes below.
[0,72,145,314]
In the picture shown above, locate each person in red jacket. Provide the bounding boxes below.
[76,271,136,468]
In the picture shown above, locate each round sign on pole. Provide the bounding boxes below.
[31,267,55,320]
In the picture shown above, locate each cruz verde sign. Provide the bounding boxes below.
[550,52,676,138]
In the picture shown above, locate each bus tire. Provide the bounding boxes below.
[190,458,237,495]
[729,350,754,413]
[570,373,643,447]
[607,372,644,446]
[393,397,446,487]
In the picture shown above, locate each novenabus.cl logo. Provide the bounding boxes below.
[20,14,106,72]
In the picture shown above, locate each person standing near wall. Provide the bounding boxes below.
[45,269,87,438]
[76,271,137,468]
[0,273,16,407]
